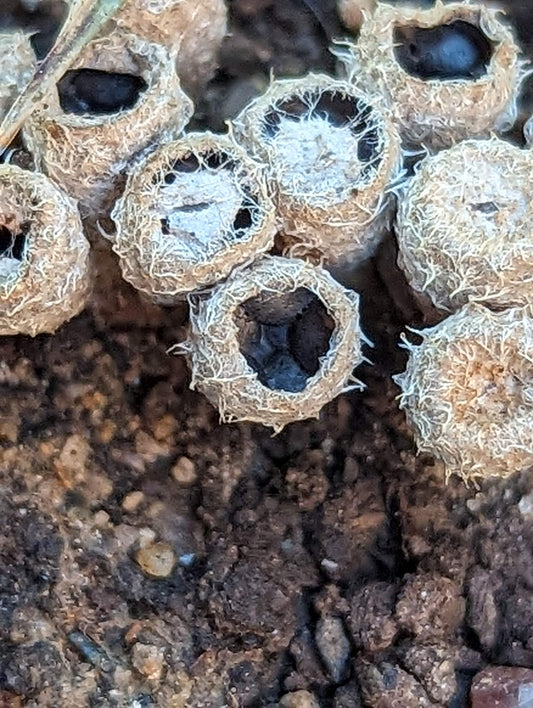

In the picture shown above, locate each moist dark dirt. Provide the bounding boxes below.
[1,0,532,706]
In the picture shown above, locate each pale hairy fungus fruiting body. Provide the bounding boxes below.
[341,1,523,149]
[185,256,365,431]
[23,32,193,220]
[337,0,376,33]
[110,0,227,96]
[232,74,402,266]
[110,132,277,303]
[0,31,36,123]
[0,165,90,336]
[395,304,533,481]
[395,137,533,315]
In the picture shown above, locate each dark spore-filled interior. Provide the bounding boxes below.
[160,151,260,239]
[393,20,493,81]
[57,69,148,115]
[0,224,27,261]
[236,288,334,393]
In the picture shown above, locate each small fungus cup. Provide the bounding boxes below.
[395,304,533,481]
[395,137,533,315]
[0,31,36,122]
[233,74,401,266]
[23,32,193,220]
[342,1,522,149]
[185,256,365,430]
[111,132,277,303]
[111,0,227,96]
[0,165,90,336]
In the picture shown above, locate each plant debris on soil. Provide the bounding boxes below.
[1,0,532,706]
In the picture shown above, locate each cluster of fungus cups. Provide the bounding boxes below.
[342,1,523,148]
[23,31,193,220]
[185,256,365,430]
[0,165,90,336]
[233,74,402,266]
[395,305,533,482]
[395,137,533,316]
[110,132,277,302]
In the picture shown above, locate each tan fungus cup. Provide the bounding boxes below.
[185,256,366,431]
[342,1,523,149]
[110,132,277,303]
[233,74,402,266]
[23,31,193,220]
[395,304,533,481]
[0,165,90,336]
[0,31,36,123]
[110,0,227,96]
[395,137,533,314]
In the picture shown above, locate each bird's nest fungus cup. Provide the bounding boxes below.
[111,0,227,96]
[395,137,533,315]
[23,31,193,220]
[233,74,401,266]
[185,256,366,430]
[342,1,523,149]
[0,31,36,122]
[0,165,90,336]
[111,132,277,303]
[395,304,533,481]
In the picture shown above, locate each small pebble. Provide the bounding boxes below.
[471,666,533,708]
[122,491,144,513]
[315,616,351,684]
[135,542,176,578]
[171,456,197,485]
[131,643,165,682]
[279,690,321,708]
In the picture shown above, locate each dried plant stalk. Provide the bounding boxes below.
[395,304,533,481]
[395,137,533,314]
[341,1,523,149]
[185,256,365,431]
[23,31,193,219]
[110,0,227,95]
[233,74,401,266]
[0,31,37,124]
[111,132,277,303]
[0,165,90,336]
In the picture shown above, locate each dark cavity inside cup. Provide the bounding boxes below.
[236,288,335,393]
[57,69,148,115]
[160,151,259,239]
[262,90,382,166]
[0,223,27,261]
[393,20,493,81]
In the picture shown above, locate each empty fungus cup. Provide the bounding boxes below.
[110,132,277,303]
[341,1,522,149]
[394,304,533,481]
[0,165,90,336]
[395,137,533,315]
[23,31,193,220]
[232,74,401,266]
[110,0,227,96]
[185,256,365,430]
[0,31,36,123]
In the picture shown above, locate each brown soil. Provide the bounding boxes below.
[1,1,532,706]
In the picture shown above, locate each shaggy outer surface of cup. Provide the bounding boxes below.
[23,32,193,219]
[185,256,365,431]
[395,304,533,481]
[396,137,533,314]
[111,132,277,303]
[341,1,523,149]
[110,0,227,95]
[0,31,36,123]
[232,73,402,266]
[338,0,377,32]
[0,165,90,336]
